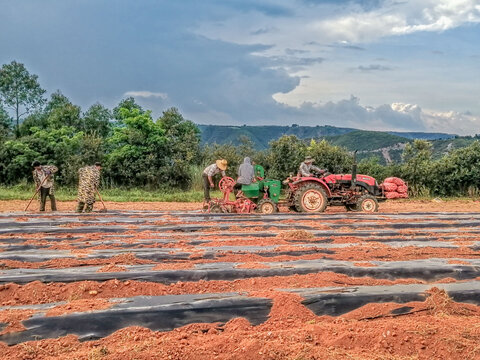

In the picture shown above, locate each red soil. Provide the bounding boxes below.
[1,289,480,360]
[2,199,480,213]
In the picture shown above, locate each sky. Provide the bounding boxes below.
[1,0,479,134]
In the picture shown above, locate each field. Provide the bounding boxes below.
[1,201,480,359]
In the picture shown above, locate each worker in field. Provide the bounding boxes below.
[203,159,227,203]
[32,161,58,212]
[234,157,255,197]
[299,156,326,177]
[76,162,102,213]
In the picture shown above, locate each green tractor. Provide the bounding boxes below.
[211,165,281,214]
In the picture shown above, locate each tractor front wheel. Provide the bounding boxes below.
[356,194,379,213]
[293,183,328,213]
[256,199,278,214]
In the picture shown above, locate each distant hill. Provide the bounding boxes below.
[198,124,454,150]
[326,130,409,151]
[198,124,355,149]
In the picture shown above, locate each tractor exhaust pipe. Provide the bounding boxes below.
[351,150,358,189]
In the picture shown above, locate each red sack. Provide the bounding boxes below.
[384,177,406,186]
[385,191,400,199]
[382,182,398,192]
[397,185,408,194]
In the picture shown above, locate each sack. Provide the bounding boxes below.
[382,183,397,192]
[397,185,408,194]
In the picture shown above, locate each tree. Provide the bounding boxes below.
[306,139,352,173]
[0,104,11,139]
[106,107,167,187]
[266,135,306,180]
[83,103,112,137]
[113,97,143,122]
[0,61,46,136]
[401,139,433,196]
[157,107,201,188]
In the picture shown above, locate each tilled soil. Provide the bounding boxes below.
[1,209,480,359]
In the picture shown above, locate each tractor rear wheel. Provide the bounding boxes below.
[256,199,278,214]
[293,183,328,213]
[356,194,379,213]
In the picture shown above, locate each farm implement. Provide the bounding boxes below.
[207,152,395,214]
[207,165,281,214]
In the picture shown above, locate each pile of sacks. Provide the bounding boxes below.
[381,177,408,199]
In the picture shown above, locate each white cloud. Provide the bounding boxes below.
[316,0,480,43]
[123,91,168,99]
[269,96,480,135]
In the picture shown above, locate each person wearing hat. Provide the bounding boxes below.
[76,162,102,213]
[32,161,58,211]
[299,156,326,177]
[202,159,227,202]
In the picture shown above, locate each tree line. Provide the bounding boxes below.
[1,60,480,196]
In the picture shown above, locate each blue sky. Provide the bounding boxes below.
[1,0,479,134]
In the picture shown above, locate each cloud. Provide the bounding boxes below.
[315,0,480,43]
[270,96,480,135]
[124,91,168,99]
[356,64,393,72]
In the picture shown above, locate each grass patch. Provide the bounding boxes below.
[0,183,222,202]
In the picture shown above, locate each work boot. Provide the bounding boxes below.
[76,202,85,213]
[85,204,94,213]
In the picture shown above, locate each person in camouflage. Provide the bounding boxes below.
[32,161,58,212]
[76,162,102,213]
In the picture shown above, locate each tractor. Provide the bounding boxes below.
[208,165,281,214]
[284,151,385,213]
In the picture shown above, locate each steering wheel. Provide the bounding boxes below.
[218,176,236,192]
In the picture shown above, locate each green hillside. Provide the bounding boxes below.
[198,124,453,150]
[325,130,409,151]
[199,124,357,149]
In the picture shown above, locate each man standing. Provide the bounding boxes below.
[76,162,102,213]
[299,156,326,177]
[202,159,227,203]
[32,161,58,212]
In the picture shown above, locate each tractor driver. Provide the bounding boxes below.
[203,159,228,203]
[299,156,326,177]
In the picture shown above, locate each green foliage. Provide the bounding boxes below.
[106,108,167,187]
[266,135,306,180]
[307,139,352,173]
[0,104,11,139]
[400,140,433,196]
[358,157,390,182]
[156,107,201,188]
[202,143,243,178]
[82,103,112,137]
[326,130,409,151]
[0,61,46,136]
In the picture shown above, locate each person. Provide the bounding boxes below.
[202,159,227,203]
[76,162,102,213]
[234,157,255,197]
[299,156,326,177]
[32,161,58,212]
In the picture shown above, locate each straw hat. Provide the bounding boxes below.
[216,159,228,171]
[304,156,315,163]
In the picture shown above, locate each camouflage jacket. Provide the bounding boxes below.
[77,166,101,204]
[32,165,58,194]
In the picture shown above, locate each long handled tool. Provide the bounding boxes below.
[96,189,108,212]
[25,176,49,211]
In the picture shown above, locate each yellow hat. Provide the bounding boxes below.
[216,159,228,171]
